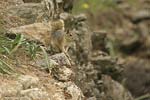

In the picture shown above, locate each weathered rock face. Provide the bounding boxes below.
[130,10,150,23]
[124,57,150,97]
[84,0,150,98]
[52,65,74,81]
[72,16,92,64]
[0,0,23,10]
[0,75,51,100]
[100,75,134,100]
[5,3,44,26]
[50,53,72,66]
[68,14,131,100]
[74,54,125,99]
[54,82,85,100]
[90,52,124,81]
[0,0,141,100]
[1,0,74,28]
[35,53,71,68]
[0,1,85,100]
[8,19,65,47]
[91,31,107,51]
[0,74,84,100]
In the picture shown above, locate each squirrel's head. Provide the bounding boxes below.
[51,19,65,31]
[65,29,77,43]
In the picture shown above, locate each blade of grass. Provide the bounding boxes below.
[135,94,150,100]
[10,34,24,54]
[40,46,50,69]
[0,59,15,73]
[0,59,15,74]
[2,46,11,54]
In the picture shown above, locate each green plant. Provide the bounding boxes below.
[40,46,58,73]
[0,34,24,54]
[0,35,11,54]
[25,42,40,59]
[10,34,24,54]
[0,59,15,74]
[0,33,41,59]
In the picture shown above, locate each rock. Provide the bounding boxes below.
[8,19,64,46]
[52,65,74,81]
[0,82,23,97]
[74,24,92,64]
[52,92,65,100]
[64,82,85,100]
[50,53,71,66]
[137,22,149,37]
[91,31,107,51]
[35,58,59,70]
[87,97,97,100]
[118,35,143,54]
[6,3,43,25]
[124,57,150,97]
[20,88,50,100]
[2,97,20,100]
[63,0,74,12]
[91,53,124,81]
[55,82,85,100]
[100,75,134,100]
[0,0,23,10]
[36,53,71,70]
[74,14,87,22]
[17,75,39,89]
[20,96,31,100]
[132,10,150,23]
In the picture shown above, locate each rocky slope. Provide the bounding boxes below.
[1,0,147,100]
[80,0,150,99]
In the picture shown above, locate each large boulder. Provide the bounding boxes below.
[20,88,50,100]
[100,75,134,100]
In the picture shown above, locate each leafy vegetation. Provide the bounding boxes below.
[40,46,57,73]
[25,42,40,59]
[0,33,41,74]
[0,33,41,57]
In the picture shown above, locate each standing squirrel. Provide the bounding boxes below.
[8,19,74,53]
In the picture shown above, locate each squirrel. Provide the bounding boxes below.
[8,19,73,53]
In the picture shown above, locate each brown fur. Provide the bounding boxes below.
[8,19,71,52]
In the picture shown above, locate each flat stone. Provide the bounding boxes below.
[20,88,50,100]
[18,75,39,89]
[0,82,23,97]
